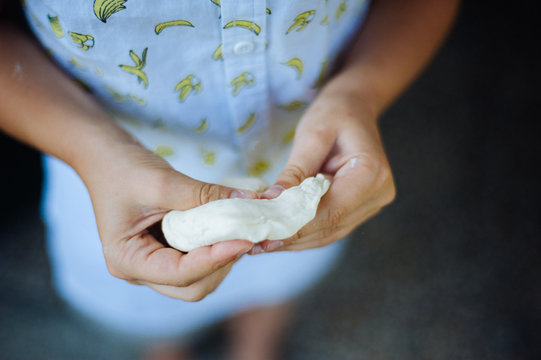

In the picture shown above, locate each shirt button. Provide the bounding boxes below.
[233,41,255,55]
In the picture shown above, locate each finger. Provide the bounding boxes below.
[277,159,378,244]
[287,193,382,244]
[106,232,252,287]
[269,157,391,251]
[149,171,258,211]
[256,204,365,253]
[139,262,235,302]
[280,225,355,252]
[261,125,337,199]
[279,207,383,251]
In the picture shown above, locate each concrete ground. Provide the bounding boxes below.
[1,2,540,359]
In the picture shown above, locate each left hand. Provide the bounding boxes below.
[255,89,396,252]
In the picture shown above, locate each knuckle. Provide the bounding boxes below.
[282,164,310,186]
[183,288,209,302]
[374,161,393,188]
[212,259,230,272]
[384,180,397,205]
[327,207,346,228]
[352,152,380,174]
[308,124,334,145]
[175,278,194,288]
[287,229,304,244]
[320,225,336,239]
[375,166,396,206]
[105,262,128,281]
[194,182,225,206]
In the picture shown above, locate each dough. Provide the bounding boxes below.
[162,174,331,252]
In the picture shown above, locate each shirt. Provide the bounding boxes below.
[23,0,370,179]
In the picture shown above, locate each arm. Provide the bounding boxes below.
[0,21,254,301]
[258,0,460,251]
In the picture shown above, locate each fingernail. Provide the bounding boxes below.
[264,240,284,252]
[230,190,256,199]
[249,244,264,255]
[261,185,285,199]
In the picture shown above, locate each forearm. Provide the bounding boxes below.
[322,0,460,116]
[0,22,140,178]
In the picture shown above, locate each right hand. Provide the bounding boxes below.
[80,142,256,302]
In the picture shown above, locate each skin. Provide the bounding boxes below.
[0,0,460,303]
[256,0,461,253]
[0,21,256,302]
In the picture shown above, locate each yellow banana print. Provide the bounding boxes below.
[127,94,146,105]
[312,59,328,88]
[236,113,256,134]
[155,20,194,35]
[248,159,270,177]
[282,129,296,145]
[106,86,124,102]
[212,44,223,61]
[283,57,304,78]
[119,47,148,88]
[105,87,146,105]
[335,1,347,20]
[94,0,127,23]
[47,15,64,38]
[230,72,254,95]
[69,32,95,50]
[286,10,316,34]
[155,146,174,158]
[320,15,329,25]
[223,20,261,36]
[30,13,46,32]
[174,74,202,102]
[266,8,271,14]
[195,118,208,133]
[278,100,307,112]
[210,0,220,6]
[200,147,216,165]
[69,57,84,69]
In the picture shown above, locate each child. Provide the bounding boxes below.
[0,0,459,358]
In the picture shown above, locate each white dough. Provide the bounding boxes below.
[162,174,331,252]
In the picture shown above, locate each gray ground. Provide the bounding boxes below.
[1,2,540,360]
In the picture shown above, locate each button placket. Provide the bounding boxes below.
[220,0,270,170]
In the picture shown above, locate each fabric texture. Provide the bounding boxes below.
[24,0,370,336]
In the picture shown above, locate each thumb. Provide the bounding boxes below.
[157,171,258,211]
[262,126,336,199]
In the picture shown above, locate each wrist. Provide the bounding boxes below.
[65,114,149,183]
[319,66,385,118]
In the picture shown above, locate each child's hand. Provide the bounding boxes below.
[81,144,255,301]
[258,89,396,252]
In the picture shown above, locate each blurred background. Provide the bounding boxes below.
[1,1,540,359]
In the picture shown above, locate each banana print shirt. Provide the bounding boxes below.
[23,0,372,335]
[23,0,370,179]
